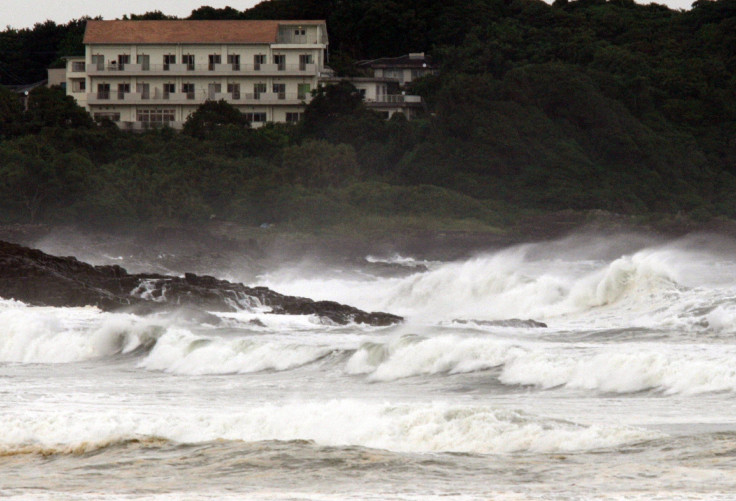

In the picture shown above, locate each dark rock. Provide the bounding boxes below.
[453,318,548,328]
[0,240,402,327]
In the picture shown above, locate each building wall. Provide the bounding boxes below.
[47,68,66,87]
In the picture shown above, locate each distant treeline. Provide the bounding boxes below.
[0,0,735,230]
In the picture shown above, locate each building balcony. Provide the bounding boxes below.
[86,63,318,76]
[87,91,312,106]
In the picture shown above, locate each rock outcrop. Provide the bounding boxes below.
[453,318,548,328]
[0,240,402,326]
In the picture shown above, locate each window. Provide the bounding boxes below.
[273,54,285,71]
[273,83,286,99]
[183,54,195,70]
[293,28,306,42]
[299,54,312,71]
[254,83,266,99]
[285,112,301,123]
[137,83,150,99]
[93,112,120,122]
[227,83,240,100]
[207,83,221,99]
[117,55,130,70]
[227,54,240,71]
[358,88,366,99]
[163,54,175,71]
[91,54,104,71]
[244,112,266,123]
[137,109,175,123]
[71,61,85,72]
[163,83,175,98]
[71,79,85,93]
[137,54,150,71]
[97,83,110,99]
[254,54,265,70]
[117,83,130,99]
[182,83,195,99]
[297,83,310,100]
[209,54,221,71]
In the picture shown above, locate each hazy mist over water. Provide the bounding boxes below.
[2,232,736,500]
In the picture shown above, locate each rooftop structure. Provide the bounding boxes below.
[356,52,437,86]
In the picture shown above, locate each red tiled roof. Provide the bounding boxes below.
[83,20,325,44]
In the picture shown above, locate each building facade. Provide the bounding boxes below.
[65,20,328,129]
[319,76,424,119]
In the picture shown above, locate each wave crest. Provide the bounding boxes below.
[0,402,659,455]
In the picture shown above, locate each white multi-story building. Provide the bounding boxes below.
[64,20,328,129]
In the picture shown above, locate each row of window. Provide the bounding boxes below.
[91,82,311,100]
[88,53,314,71]
[137,109,176,123]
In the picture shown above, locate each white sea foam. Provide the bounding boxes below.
[0,400,659,455]
[139,328,334,375]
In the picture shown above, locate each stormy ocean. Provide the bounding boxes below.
[2,233,736,500]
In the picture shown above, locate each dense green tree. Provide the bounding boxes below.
[0,85,25,139]
[281,140,359,188]
[182,99,250,139]
[25,86,94,131]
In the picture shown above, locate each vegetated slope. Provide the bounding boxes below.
[0,0,734,229]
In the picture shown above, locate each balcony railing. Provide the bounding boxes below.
[86,63,318,75]
[275,35,322,44]
[366,95,423,104]
[365,94,422,109]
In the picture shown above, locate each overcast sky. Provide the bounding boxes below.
[2,1,261,29]
[2,0,694,30]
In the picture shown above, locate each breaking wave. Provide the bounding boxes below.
[139,328,334,375]
[0,401,659,455]
[347,334,736,394]
[262,244,736,331]
[0,301,162,364]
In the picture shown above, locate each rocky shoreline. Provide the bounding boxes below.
[0,240,402,326]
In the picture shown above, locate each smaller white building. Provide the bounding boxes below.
[319,76,423,119]
[356,53,437,86]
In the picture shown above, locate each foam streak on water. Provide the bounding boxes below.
[4,234,736,499]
